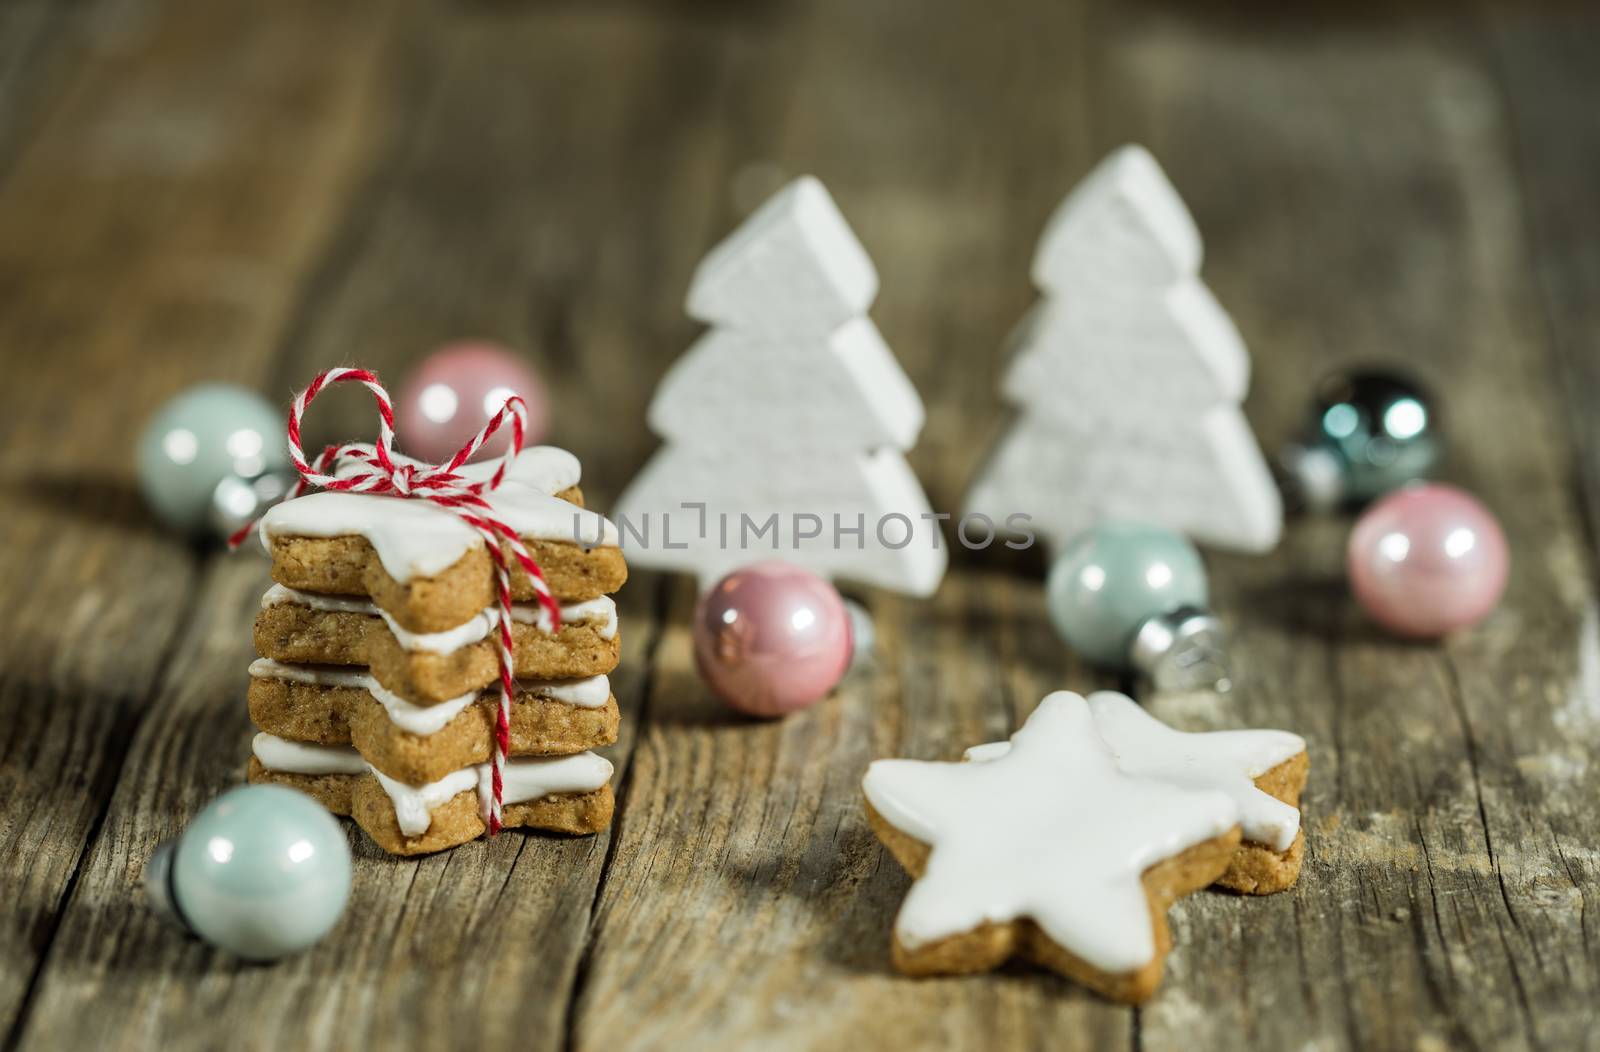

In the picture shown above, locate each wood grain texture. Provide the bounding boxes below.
[1,0,1597,1049]
[570,1,1138,1048]
[14,558,662,1051]
[1484,7,1600,555]
[12,0,724,1048]
[1098,7,1600,1049]
[0,0,391,1038]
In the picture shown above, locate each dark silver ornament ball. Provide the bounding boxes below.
[1280,368,1440,511]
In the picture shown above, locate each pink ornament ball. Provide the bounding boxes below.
[1347,483,1509,639]
[395,342,549,464]
[693,562,853,718]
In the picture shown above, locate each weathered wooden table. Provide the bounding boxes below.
[3,0,1598,1048]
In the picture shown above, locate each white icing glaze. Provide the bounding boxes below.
[964,692,1305,854]
[260,583,375,615]
[374,751,614,838]
[377,605,498,654]
[528,675,611,709]
[862,691,1238,973]
[249,659,609,732]
[1089,691,1303,852]
[371,765,481,837]
[252,733,367,776]
[261,585,615,651]
[260,446,618,584]
[509,595,617,640]
[253,731,614,839]
[960,741,1010,764]
[248,657,369,691]
[497,489,616,548]
[474,751,614,823]
[261,491,486,580]
[367,679,479,737]
[249,658,475,737]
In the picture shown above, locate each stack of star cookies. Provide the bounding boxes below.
[245,445,628,856]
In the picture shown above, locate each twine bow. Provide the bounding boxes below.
[231,366,562,834]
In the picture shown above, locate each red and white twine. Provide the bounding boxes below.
[231,366,562,835]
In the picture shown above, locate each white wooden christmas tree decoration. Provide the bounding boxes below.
[614,176,947,596]
[966,145,1282,554]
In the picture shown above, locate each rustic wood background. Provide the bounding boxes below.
[2,0,1597,1048]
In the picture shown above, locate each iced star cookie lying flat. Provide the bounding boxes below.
[968,691,1309,895]
[862,690,1309,1001]
[863,692,1242,1002]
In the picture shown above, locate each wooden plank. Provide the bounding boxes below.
[1482,8,1600,546]
[575,578,1127,1051]
[0,0,393,1038]
[5,1,1597,1049]
[568,1,1159,1048]
[0,1,75,179]
[13,557,662,1052]
[1091,9,1600,1050]
[15,3,737,1048]
[270,7,735,496]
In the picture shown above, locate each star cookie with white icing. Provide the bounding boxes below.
[862,691,1243,1002]
[260,444,627,633]
[967,691,1309,895]
[1091,691,1307,894]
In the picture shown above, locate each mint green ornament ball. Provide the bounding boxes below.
[168,786,351,960]
[136,383,288,535]
[1046,523,1208,666]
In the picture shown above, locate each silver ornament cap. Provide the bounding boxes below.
[208,468,293,542]
[843,597,876,671]
[144,840,187,931]
[1277,442,1346,514]
[1129,605,1232,693]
